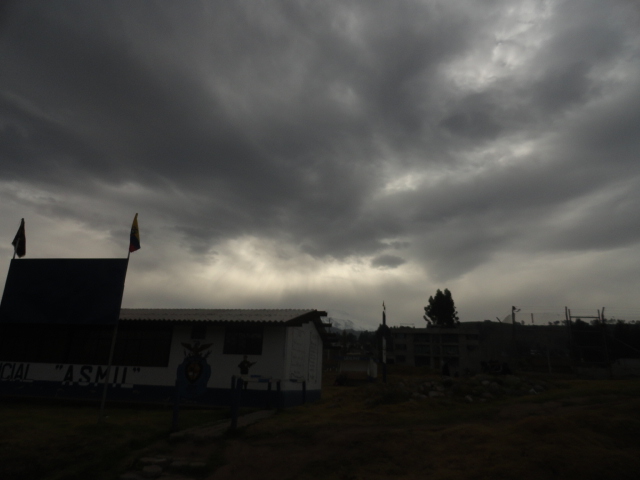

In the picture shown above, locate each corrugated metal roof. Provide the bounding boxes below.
[119,308,324,324]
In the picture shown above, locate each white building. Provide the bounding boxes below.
[0,308,329,408]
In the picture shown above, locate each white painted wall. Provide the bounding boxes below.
[283,322,323,390]
[0,321,324,393]
[170,322,322,391]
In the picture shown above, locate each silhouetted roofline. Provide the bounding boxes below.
[119,308,327,323]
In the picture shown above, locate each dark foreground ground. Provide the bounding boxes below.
[206,371,640,480]
[2,369,640,480]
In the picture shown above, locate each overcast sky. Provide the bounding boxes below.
[1,1,640,329]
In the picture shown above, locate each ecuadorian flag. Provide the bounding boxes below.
[129,213,141,253]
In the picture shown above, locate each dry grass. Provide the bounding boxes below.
[0,399,230,480]
[2,371,640,480]
[211,370,640,480]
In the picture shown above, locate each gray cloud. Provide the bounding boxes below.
[371,254,406,270]
[1,1,640,328]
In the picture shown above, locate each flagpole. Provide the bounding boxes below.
[98,253,129,423]
[99,215,137,423]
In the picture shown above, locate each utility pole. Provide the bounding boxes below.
[600,307,613,379]
[511,306,518,365]
[566,307,612,378]
[566,306,574,372]
[382,302,387,384]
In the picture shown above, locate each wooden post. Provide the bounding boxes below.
[566,307,576,374]
[545,328,553,374]
[511,306,517,364]
[600,308,613,379]
[302,380,306,404]
[171,383,181,432]
[230,377,243,430]
[276,380,282,411]
[382,304,387,384]
[98,255,129,423]
[566,307,572,350]
[98,320,120,422]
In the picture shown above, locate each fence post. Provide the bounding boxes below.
[302,380,306,404]
[230,377,243,430]
[171,384,181,432]
[277,380,282,411]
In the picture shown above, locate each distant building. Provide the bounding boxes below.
[337,354,377,383]
[386,321,572,374]
[386,325,482,374]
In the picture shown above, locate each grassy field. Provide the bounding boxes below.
[2,370,640,480]
[0,398,229,480]
[211,370,640,480]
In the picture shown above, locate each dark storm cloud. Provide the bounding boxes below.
[1,0,639,296]
[371,254,407,270]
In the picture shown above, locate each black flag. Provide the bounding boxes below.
[12,219,25,258]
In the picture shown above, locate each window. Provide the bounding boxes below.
[443,357,459,367]
[443,345,459,356]
[394,333,406,340]
[114,323,173,367]
[395,355,406,363]
[414,344,431,354]
[414,334,430,343]
[415,356,430,367]
[66,325,111,365]
[395,343,407,351]
[442,334,459,344]
[223,325,263,355]
[191,324,207,340]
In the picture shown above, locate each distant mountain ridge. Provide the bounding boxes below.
[326,310,370,332]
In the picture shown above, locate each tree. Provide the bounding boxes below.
[423,288,459,328]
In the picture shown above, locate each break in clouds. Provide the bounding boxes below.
[1,1,640,328]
